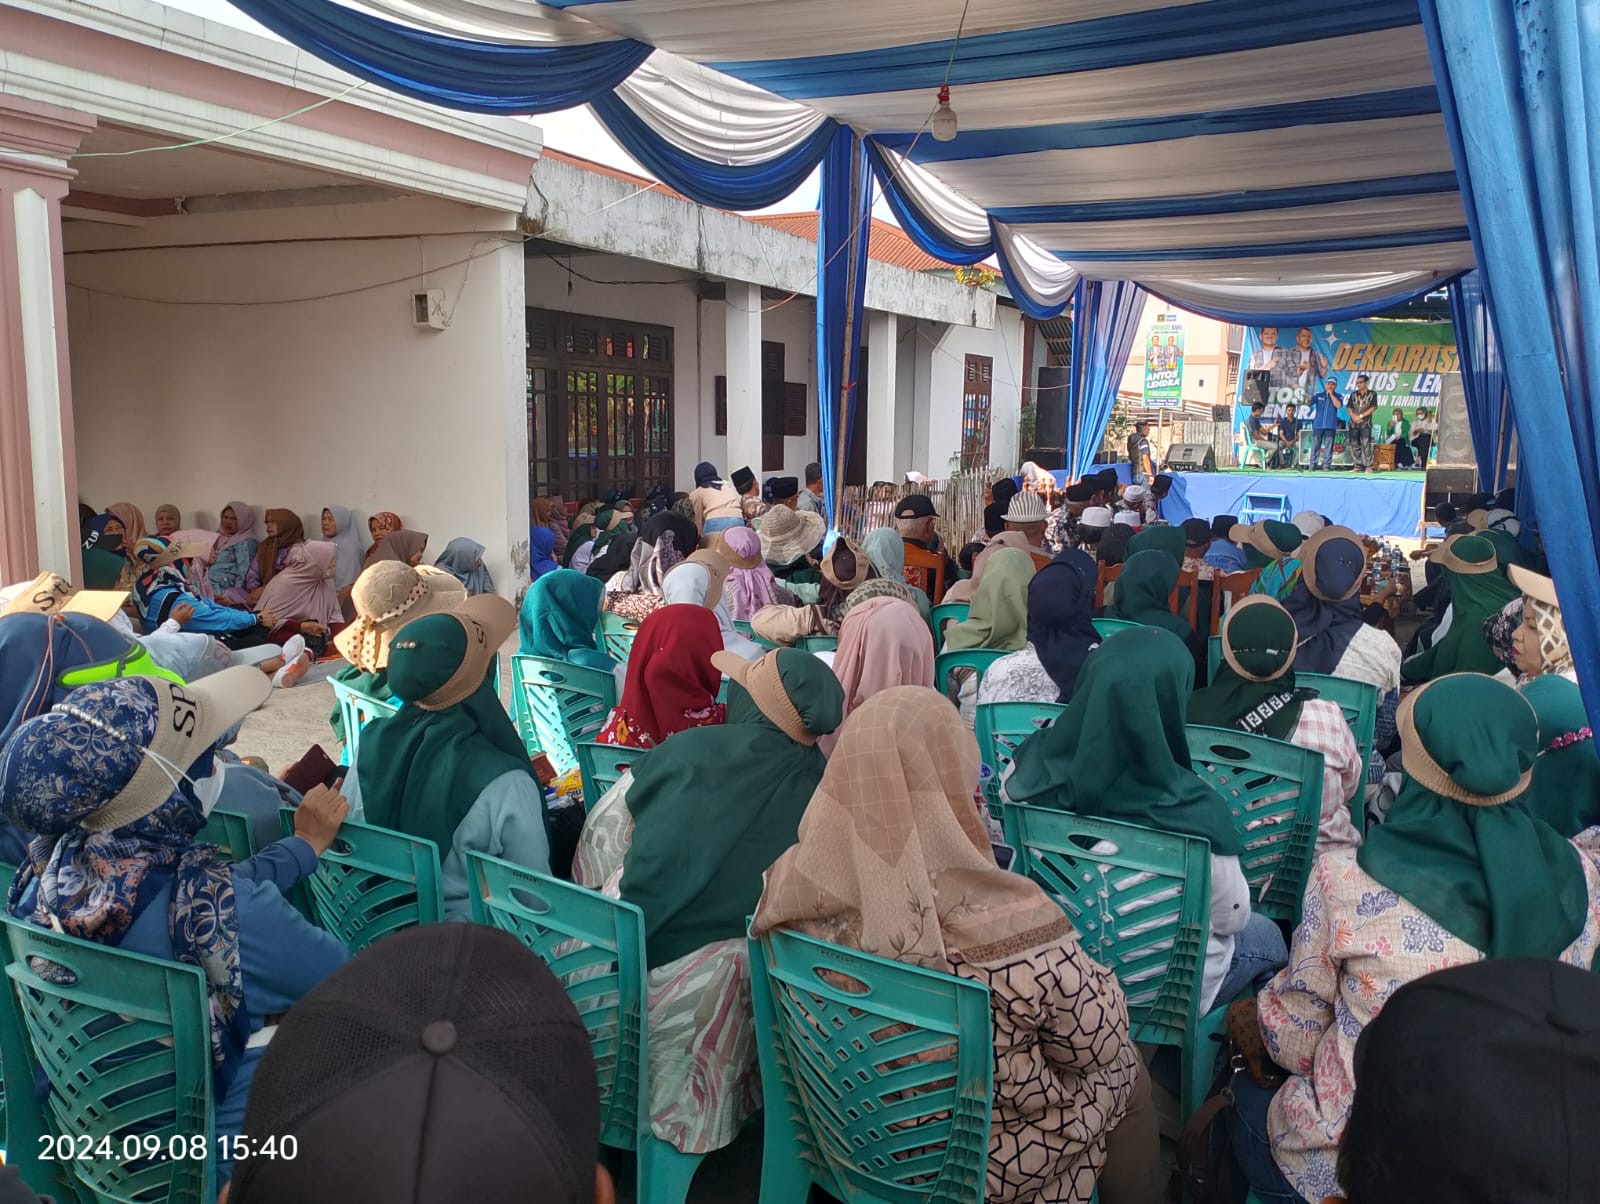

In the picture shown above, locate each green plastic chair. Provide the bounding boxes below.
[930,600,970,649]
[732,620,780,650]
[794,635,839,654]
[465,855,705,1204]
[330,677,399,767]
[1002,804,1223,1117]
[1091,617,1142,639]
[749,925,994,1204]
[1300,672,1379,771]
[197,807,257,865]
[933,648,1006,706]
[511,654,618,775]
[1186,725,1324,924]
[574,741,642,811]
[278,809,443,953]
[973,701,1067,816]
[598,611,640,664]
[0,914,216,1204]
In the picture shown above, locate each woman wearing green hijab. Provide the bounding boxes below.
[1522,674,1600,837]
[1108,548,1208,681]
[1188,597,1364,854]
[1242,673,1600,1204]
[1402,535,1521,683]
[348,596,549,920]
[942,546,1035,724]
[569,647,845,1160]
[517,567,618,675]
[1005,626,1279,1012]
[1125,523,1186,568]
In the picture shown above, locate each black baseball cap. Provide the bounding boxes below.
[230,924,601,1204]
[894,494,938,520]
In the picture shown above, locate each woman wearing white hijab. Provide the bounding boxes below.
[661,542,765,660]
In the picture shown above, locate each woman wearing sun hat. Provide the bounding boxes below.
[756,503,827,583]
[0,668,351,1176]
[1238,673,1600,1203]
[1401,534,1520,683]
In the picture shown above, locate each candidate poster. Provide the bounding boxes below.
[1235,320,1457,447]
[1142,318,1184,407]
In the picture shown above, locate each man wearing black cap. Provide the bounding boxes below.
[227,924,614,1204]
[768,476,800,510]
[731,465,764,523]
[895,494,956,601]
[1044,480,1095,554]
[1091,466,1122,507]
[797,463,825,514]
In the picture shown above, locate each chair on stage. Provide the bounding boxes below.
[1234,428,1269,470]
[1239,492,1292,524]
[1207,569,1262,635]
[903,543,947,604]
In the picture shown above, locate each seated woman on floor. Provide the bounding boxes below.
[209,502,259,603]
[595,604,725,749]
[565,506,628,575]
[574,649,843,1162]
[531,496,568,562]
[366,510,402,548]
[240,510,306,608]
[1189,596,1363,855]
[602,511,698,622]
[133,537,286,650]
[434,537,496,596]
[1234,674,1600,1204]
[319,505,368,610]
[346,596,549,920]
[0,670,351,1177]
[79,512,132,590]
[252,540,344,654]
[528,525,560,582]
[978,548,1099,706]
[365,528,429,570]
[328,560,467,748]
[1006,626,1284,1014]
[755,687,1162,1204]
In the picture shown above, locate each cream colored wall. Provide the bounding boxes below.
[1118,297,1232,408]
[66,200,529,594]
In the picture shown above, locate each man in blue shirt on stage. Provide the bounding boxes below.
[1310,376,1342,470]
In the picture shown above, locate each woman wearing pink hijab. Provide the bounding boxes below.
[722,525,796,620]
[253,541,342,651]
[820,595,935,755]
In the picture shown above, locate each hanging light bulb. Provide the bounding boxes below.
[930,84,958,142]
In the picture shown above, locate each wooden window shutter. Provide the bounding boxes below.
[761,340,785,380]
[714,376,728,437]
[783,382,808,437]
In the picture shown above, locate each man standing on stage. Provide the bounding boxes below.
[1345,373,1379,473]
[1127,419,1156,484]
[1310,376,1342,470]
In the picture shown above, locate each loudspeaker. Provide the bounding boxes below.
[1244,370,1271,408]
[1211,405,1232,421]
[1165,443,1216,472]
[1033,367,1069,453]
[1023,447,1064,470]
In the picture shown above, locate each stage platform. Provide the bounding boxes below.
[1166,468,1426,537]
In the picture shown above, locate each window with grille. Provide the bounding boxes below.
[960,354,993,469]
[526,307,674,502]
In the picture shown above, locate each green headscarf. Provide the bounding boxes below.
[517,569,616,673]
[357,612,537,855]
[1358,674,1587,958]
[81,545,128,590]
[1127,524,1186,568]
[943,546,1033,652]
[1257,520,1304,556]
[1109,549,1193,640]
[1007,626,1242,854]
[1188,596,1312,741]
[562,516,600,568]
[621,649,844,968]
[1522,674,1600,838]
[1402,536,1522,683]
[1478,526,1532,573]
[588,507,628,560]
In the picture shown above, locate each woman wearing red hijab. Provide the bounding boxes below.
[595,605,726,749]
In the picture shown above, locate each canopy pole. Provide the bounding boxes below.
[815,128,872,530]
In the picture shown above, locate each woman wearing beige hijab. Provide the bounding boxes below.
[942,531,1031,604]
[753,688,1160,1204]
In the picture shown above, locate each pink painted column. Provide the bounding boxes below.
[0,97,95,583]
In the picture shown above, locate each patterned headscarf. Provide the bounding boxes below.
[131,536,190,613]
[368,511,403,542]
[1484,598,1524,674]
[1525,596,1574,678]
[0,678,248,1086]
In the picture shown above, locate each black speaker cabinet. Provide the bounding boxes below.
[1165,443,1216,472]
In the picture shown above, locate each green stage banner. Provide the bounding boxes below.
[1142,317,1184,407]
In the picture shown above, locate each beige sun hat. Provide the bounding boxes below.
[759,505,826,565]
[820,536,871,591]
[334,562,468,673]
[711,648,816,745]
[1,572,129,622]
[1508,563,1559,608]
[396,594,518,712]
[145,540,213,573]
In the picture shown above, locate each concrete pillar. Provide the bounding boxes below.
[866,311,898,484]
[0,97,94,583]
[723,282,762,479]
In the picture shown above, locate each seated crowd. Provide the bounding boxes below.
[0,471,1592,1204]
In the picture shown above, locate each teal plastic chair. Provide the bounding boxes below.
[598,611,640,664]
[465,855,705,1204]
[794,635,839,654]
[1186,725,1324,924]
[1206,634,1222,681]
[1003,804,1223,1117]
[0,914,216,1204]
[973,701,1067,816]
[197,807,257,864]
[574,741,642,810]
[749,925,994,1204]
[732,619,780,650]
[930,600,970,649]
[511,654,618,774]
[1091,617,1142,639]
[933,648,1006,705]
[330,677,400,767]
[279,809,443,952]
[1300,672,1379,769]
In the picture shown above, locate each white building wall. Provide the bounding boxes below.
[922,307,1026,475]
[66,201,529,594]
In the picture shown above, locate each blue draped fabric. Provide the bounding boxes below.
[1064,278,1149,480]
[1423,0,1600,724]
[815,128,873,525]
[1446,271,1515,493]
[591,93,837,210]
[225,0,648,112]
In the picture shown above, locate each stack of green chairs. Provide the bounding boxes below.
[597,611,639,664]
[972,701,1067,816]
[330,677,399,767]
[197,807,256,865]
[930,600,970,649]
[1091,617,1142,639]
[511,654,618,775]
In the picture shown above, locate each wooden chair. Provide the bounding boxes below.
[1207,568,1262,635]
[902,542,947,605]
[1176,566,1199,628]
[1098,562,1181,616]
[1029,550,1052,572]
[1094,562,1121,609]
